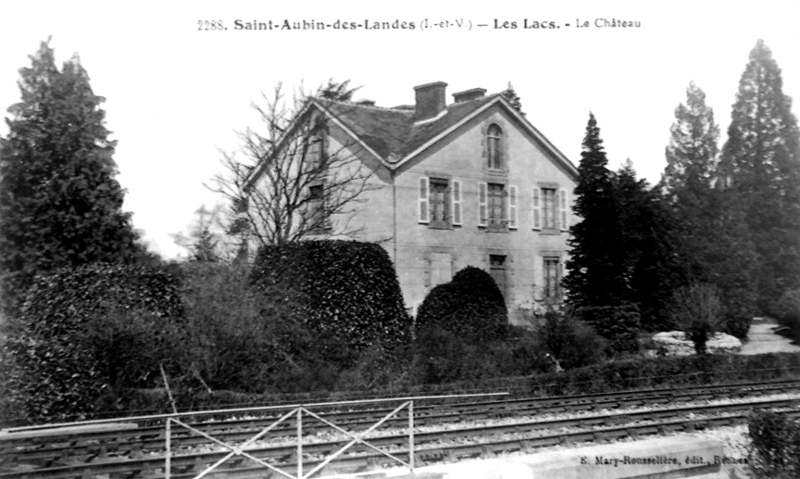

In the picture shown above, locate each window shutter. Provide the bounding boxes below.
[560,189,568,231]
[532,187,541,230]
[418,177,429,224]
[478,182,488,227]
[451,180,462,226]
[508,185,518,229]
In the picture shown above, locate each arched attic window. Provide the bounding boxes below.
[487,124,503,170]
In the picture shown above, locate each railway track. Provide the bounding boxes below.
[2,378,799,479]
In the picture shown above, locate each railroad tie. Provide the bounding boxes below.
[479,445,496,459]
[445,448,458,463]
[79,465,96,479]
[193,456,207,474]
[519,439,534,454]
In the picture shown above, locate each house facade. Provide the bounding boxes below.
[246,81,578,325]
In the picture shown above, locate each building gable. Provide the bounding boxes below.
[393,98,577,181]
[248,82,577,189]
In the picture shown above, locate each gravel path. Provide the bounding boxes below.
[739,318,800,355]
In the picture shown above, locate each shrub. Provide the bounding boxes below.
[415,266,508,343]
[410,324,521,385]
[775,288,800,323]
[773,288,800,342]
[2,263,183,422]
[178,262,304,394]
[719,281,757,339]
[535,311,606,370]
[251,241,411,359]
[748,411,800,478]
[576,302,640,354]
[722,312,754,340]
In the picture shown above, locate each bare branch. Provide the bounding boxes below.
[210,80,382,252]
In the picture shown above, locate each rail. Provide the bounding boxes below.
[161,393,505,479]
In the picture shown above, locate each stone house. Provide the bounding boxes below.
[245,81,578,324]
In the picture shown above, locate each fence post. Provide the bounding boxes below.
[165,418,171,479]
[409,401,415,474]
[297,408,303,479]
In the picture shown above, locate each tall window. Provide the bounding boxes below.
[479,182,511,229]
[419,177,461,228]
[543,257,561,304]
[487,124,503,170]
[487,183,505,227]
[542,188,557,230]
[307,184,326,232]
[429,178,449,228]
[305,130,327,175]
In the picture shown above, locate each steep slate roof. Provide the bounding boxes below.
[316,93,577,177]
[319,94,499,163]
[320,100,414,161]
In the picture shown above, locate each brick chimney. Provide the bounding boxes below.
[452,88,487,103]
[413,81,448,121]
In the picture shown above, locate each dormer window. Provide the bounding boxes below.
[487,124,503,170]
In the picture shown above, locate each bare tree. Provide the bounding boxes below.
[210,81,379,250]
[668,283,724,354]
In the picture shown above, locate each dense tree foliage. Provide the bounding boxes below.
[0,40,143,315]
[661,81,758,337]
[662,82,720,200]
[718,40,800,313]
[566,117,688,343]
[614,161,682,331]
[563,113,629,310]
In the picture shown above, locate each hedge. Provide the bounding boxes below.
[83,352,800,421]
[1,263,183,423]
[415,266,508,342]
[405,351,800,398]
[748,410,800,478]
[250,241,410,354]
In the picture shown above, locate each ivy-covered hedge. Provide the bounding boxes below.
[250,241,410,355]
[748,410,800,478]
[415,266,508,342]
[2,263,183,422]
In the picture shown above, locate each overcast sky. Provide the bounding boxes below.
[1,0,799,259]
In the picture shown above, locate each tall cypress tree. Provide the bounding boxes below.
[564,113,629,310]
[718,40,800,312]
[0,40,143,315]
